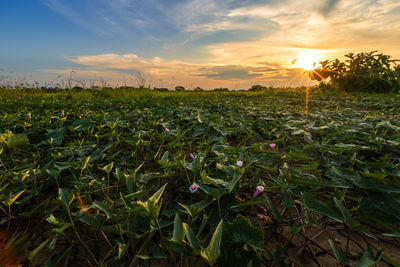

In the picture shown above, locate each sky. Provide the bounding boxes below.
[1,0,400,89]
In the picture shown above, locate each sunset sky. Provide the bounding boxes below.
[1,0,400,89]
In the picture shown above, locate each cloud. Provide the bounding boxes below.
[39,52,309,88]
[41,0,400,55]
[196,65,266,80]
[38,0,400,88]
[41,0,180,37]
[320,0,341,15]
[66,53,201,77]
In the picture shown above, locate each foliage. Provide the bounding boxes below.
[0,88,399,265]
[220,214,263,266]
[175,85,185,92]
[311,51,400,93]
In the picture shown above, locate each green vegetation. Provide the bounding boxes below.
[310,51,400,93]
[0,88,400,266]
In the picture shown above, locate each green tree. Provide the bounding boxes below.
[310,51,400,93]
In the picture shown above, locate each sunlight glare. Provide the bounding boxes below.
[292,55,322,70]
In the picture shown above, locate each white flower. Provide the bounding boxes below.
[189,183,198,193]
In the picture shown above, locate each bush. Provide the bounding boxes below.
[311,51,400,93]
[175,86,185,92]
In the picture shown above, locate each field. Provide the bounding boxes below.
[1,88,400,266]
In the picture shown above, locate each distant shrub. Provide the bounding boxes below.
[154,87,169,92]
[311,51,400,93]
[212,88,229,91]
[248,85,267,91]
[175,86,185,92]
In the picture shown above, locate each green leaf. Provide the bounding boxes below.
[158,151,169,166]
[227,172,242,193]
[0,132,30,149]
[356,244,383,267]
[93,201,113,218]
[302,192,343,222]
[201,171,228,187]
[136,254,150,260]
[183,223,202,250]
[148,183,167,204]
[44,244,73,267]
[45,128,65,146]
[58,188,74,207]
[137,183,167,219]
[329,239,351,265]
[179,199,214,217]
[71,118,94,132]
[28,238,51,262]
[124,172,134,195]
[333,197,359,228]
[120,192,134,209]
[171,213,185,243]
[197,183,226,199]
[266,196,284,222]
[223,214,263,252]
[201,219,223,265]
[187,153,202,171]
[151,244,168,259]
[382,232,400,237]
[124,163,143,194]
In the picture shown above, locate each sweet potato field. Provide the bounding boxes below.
[0,88,400,266]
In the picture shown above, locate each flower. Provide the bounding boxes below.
[61,109,65,116]
[27,113,31,120]
[252,185,264,198]
[220,116,223,121]
[269,143,276,149]
[236,160,243,167]
[189,183,198,193]
[189,153,195,160]
[164,128,169,133]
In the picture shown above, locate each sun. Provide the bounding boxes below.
[292,55,322,70]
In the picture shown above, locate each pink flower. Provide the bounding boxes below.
[61,109,65,116]
[27,113,31,120]
[269,143,276,149]
[189,183,198,193]
[164,128,170,133]
[236,160,243,167]
[189,153,195,160]
[252,186,264,198]
[220,116,223,121]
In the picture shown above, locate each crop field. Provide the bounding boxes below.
[0,88,400,266]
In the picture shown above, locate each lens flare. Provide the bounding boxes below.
[292,55,321,70]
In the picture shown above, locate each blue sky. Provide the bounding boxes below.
[1,0,400,89]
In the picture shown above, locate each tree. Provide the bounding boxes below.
[310,51,400,93]
[248,85,266,91]
[175,86,185,92]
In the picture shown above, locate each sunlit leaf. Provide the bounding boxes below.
[201,219,223,265]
